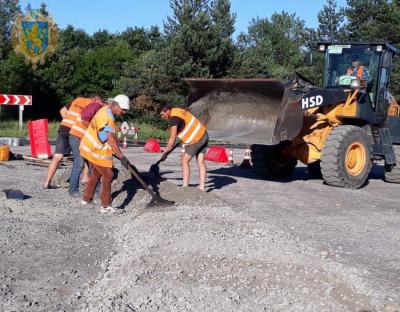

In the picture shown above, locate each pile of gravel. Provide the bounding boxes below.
[80,185,377,312]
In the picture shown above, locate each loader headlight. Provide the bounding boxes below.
[319,44,326,52]
[376,45,383,52]
[350,79,361,89]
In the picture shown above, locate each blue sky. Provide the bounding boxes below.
[19,0,347,37]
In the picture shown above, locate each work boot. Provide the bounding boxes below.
[99,206,117,214]
[69,191,80,198]
[81,199,97,207]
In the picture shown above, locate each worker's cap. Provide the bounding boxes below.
[351,54,360,61]
[112,94,130,110]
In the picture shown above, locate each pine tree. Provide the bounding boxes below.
[317,0,344,41]
[209,0,236,76]
[345,0,390,41]
[163,0,236,77]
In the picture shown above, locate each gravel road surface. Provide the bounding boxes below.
[0,144,399,312]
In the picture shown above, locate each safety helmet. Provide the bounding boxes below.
[113,94,130,110]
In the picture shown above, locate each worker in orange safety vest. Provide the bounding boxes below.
[346,54,370,80]
[43,95,102,190]
[67,96,106,196]
[159,104,209,191]
[80,94,131,213]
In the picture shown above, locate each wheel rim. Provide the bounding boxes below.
[345,141,366,176]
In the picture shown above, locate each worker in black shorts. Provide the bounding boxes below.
[43,103,72,189]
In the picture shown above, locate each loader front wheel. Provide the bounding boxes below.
[384,145,400,183]
[321,125,372,189]
[251,144,297,179]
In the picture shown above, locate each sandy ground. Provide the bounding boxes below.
[0,144,399,312]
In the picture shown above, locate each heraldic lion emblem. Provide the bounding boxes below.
[11,10,59,69]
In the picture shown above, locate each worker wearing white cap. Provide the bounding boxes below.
[79,94,132,213]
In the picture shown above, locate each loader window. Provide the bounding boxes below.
[323,45,380,96]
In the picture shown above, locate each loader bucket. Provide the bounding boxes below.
[185,78,302,145]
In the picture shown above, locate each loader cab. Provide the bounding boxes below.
[318,42,398,123]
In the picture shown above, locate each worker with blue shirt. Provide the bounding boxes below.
[79,95,131,213]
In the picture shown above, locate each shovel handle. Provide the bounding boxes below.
[155,142,180,166]
[127,163,156,198]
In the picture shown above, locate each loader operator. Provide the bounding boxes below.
[80,95,131,213]
[346,54,370,80]
[159,104,209,191]
[43,96,103,191]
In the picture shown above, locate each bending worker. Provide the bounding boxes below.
[79,95,131,213]
[43,96,102,190]
[159,104,208,191]
[347,54,370,80]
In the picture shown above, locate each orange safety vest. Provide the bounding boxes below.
[170,108,206,145]
[70,101,100,139]
[346,65,364,79]
[79,106,115,168]
[61,97,92,132]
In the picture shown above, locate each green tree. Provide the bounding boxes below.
[317,0,344,41]
[92,30,114,48]
[345,0,400,97]
[71,43,135,97]
[121,26,163,55]
[58,25,93,51]
[164,0,236,76]
[0,0,20,59]
[209,0,236,77]
[234,12,309,79]
[344,0,394,41]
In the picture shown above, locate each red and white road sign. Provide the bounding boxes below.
[0,94,32,106]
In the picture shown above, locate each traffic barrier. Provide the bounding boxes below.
[144,138,161,153]
[27,119,52,159]
[205,145,228,163]
[122,136,128,149]
[240,146,252,169]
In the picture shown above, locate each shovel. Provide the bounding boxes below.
[149,142,180,179]
[126,163,175,208]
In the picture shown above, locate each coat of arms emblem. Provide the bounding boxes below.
[11,9,59,69]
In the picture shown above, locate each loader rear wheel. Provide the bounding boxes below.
[384,145,400,183]
[251,144,297,179]
[321,125,372,189]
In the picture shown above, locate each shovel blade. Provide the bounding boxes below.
[146,195,175,208]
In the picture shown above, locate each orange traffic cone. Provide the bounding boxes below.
[122,136,128,149]
[240,146,252,169]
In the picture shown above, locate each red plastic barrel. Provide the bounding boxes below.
[28,119,52,159]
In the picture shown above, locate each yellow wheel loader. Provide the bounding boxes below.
[186,42,400,188]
